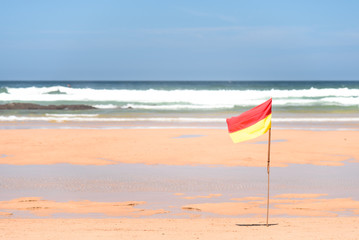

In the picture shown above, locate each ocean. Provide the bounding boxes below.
[0,80,358,130]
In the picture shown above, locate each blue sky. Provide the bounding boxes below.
[1,0,359,80]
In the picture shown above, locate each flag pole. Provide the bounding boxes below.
[266,128,272,227]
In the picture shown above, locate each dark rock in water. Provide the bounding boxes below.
[0,103,96,110]
[45,89,67,94]
[0,87,8,94]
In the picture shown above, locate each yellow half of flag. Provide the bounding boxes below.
[229,114,271,143]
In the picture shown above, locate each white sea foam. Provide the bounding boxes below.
[1,86,359,107]
[274,118,359,122]
[93,104,118,109]
[1,116,359,123]
[45,114,99,117]
[121,104,235,110]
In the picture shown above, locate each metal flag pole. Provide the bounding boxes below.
[266,128,272,227]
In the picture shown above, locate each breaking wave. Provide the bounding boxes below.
[0,86,359,109]
[1,115,359,123]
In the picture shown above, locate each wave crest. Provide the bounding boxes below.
[0,86,359,108]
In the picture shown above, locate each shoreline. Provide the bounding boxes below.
[1,112,359,131]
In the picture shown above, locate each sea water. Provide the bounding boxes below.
[0,80,358,130]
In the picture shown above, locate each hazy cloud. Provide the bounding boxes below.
[182,8,238,23]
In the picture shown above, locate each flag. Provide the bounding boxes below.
[226,98,272,143]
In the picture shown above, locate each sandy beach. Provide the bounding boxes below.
[1,128,359,239]
[0,129,357,167]
[1,218,359,240]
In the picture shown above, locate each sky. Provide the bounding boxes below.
[1,0,359,81]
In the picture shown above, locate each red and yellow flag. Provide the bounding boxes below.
[226,98,272,143]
